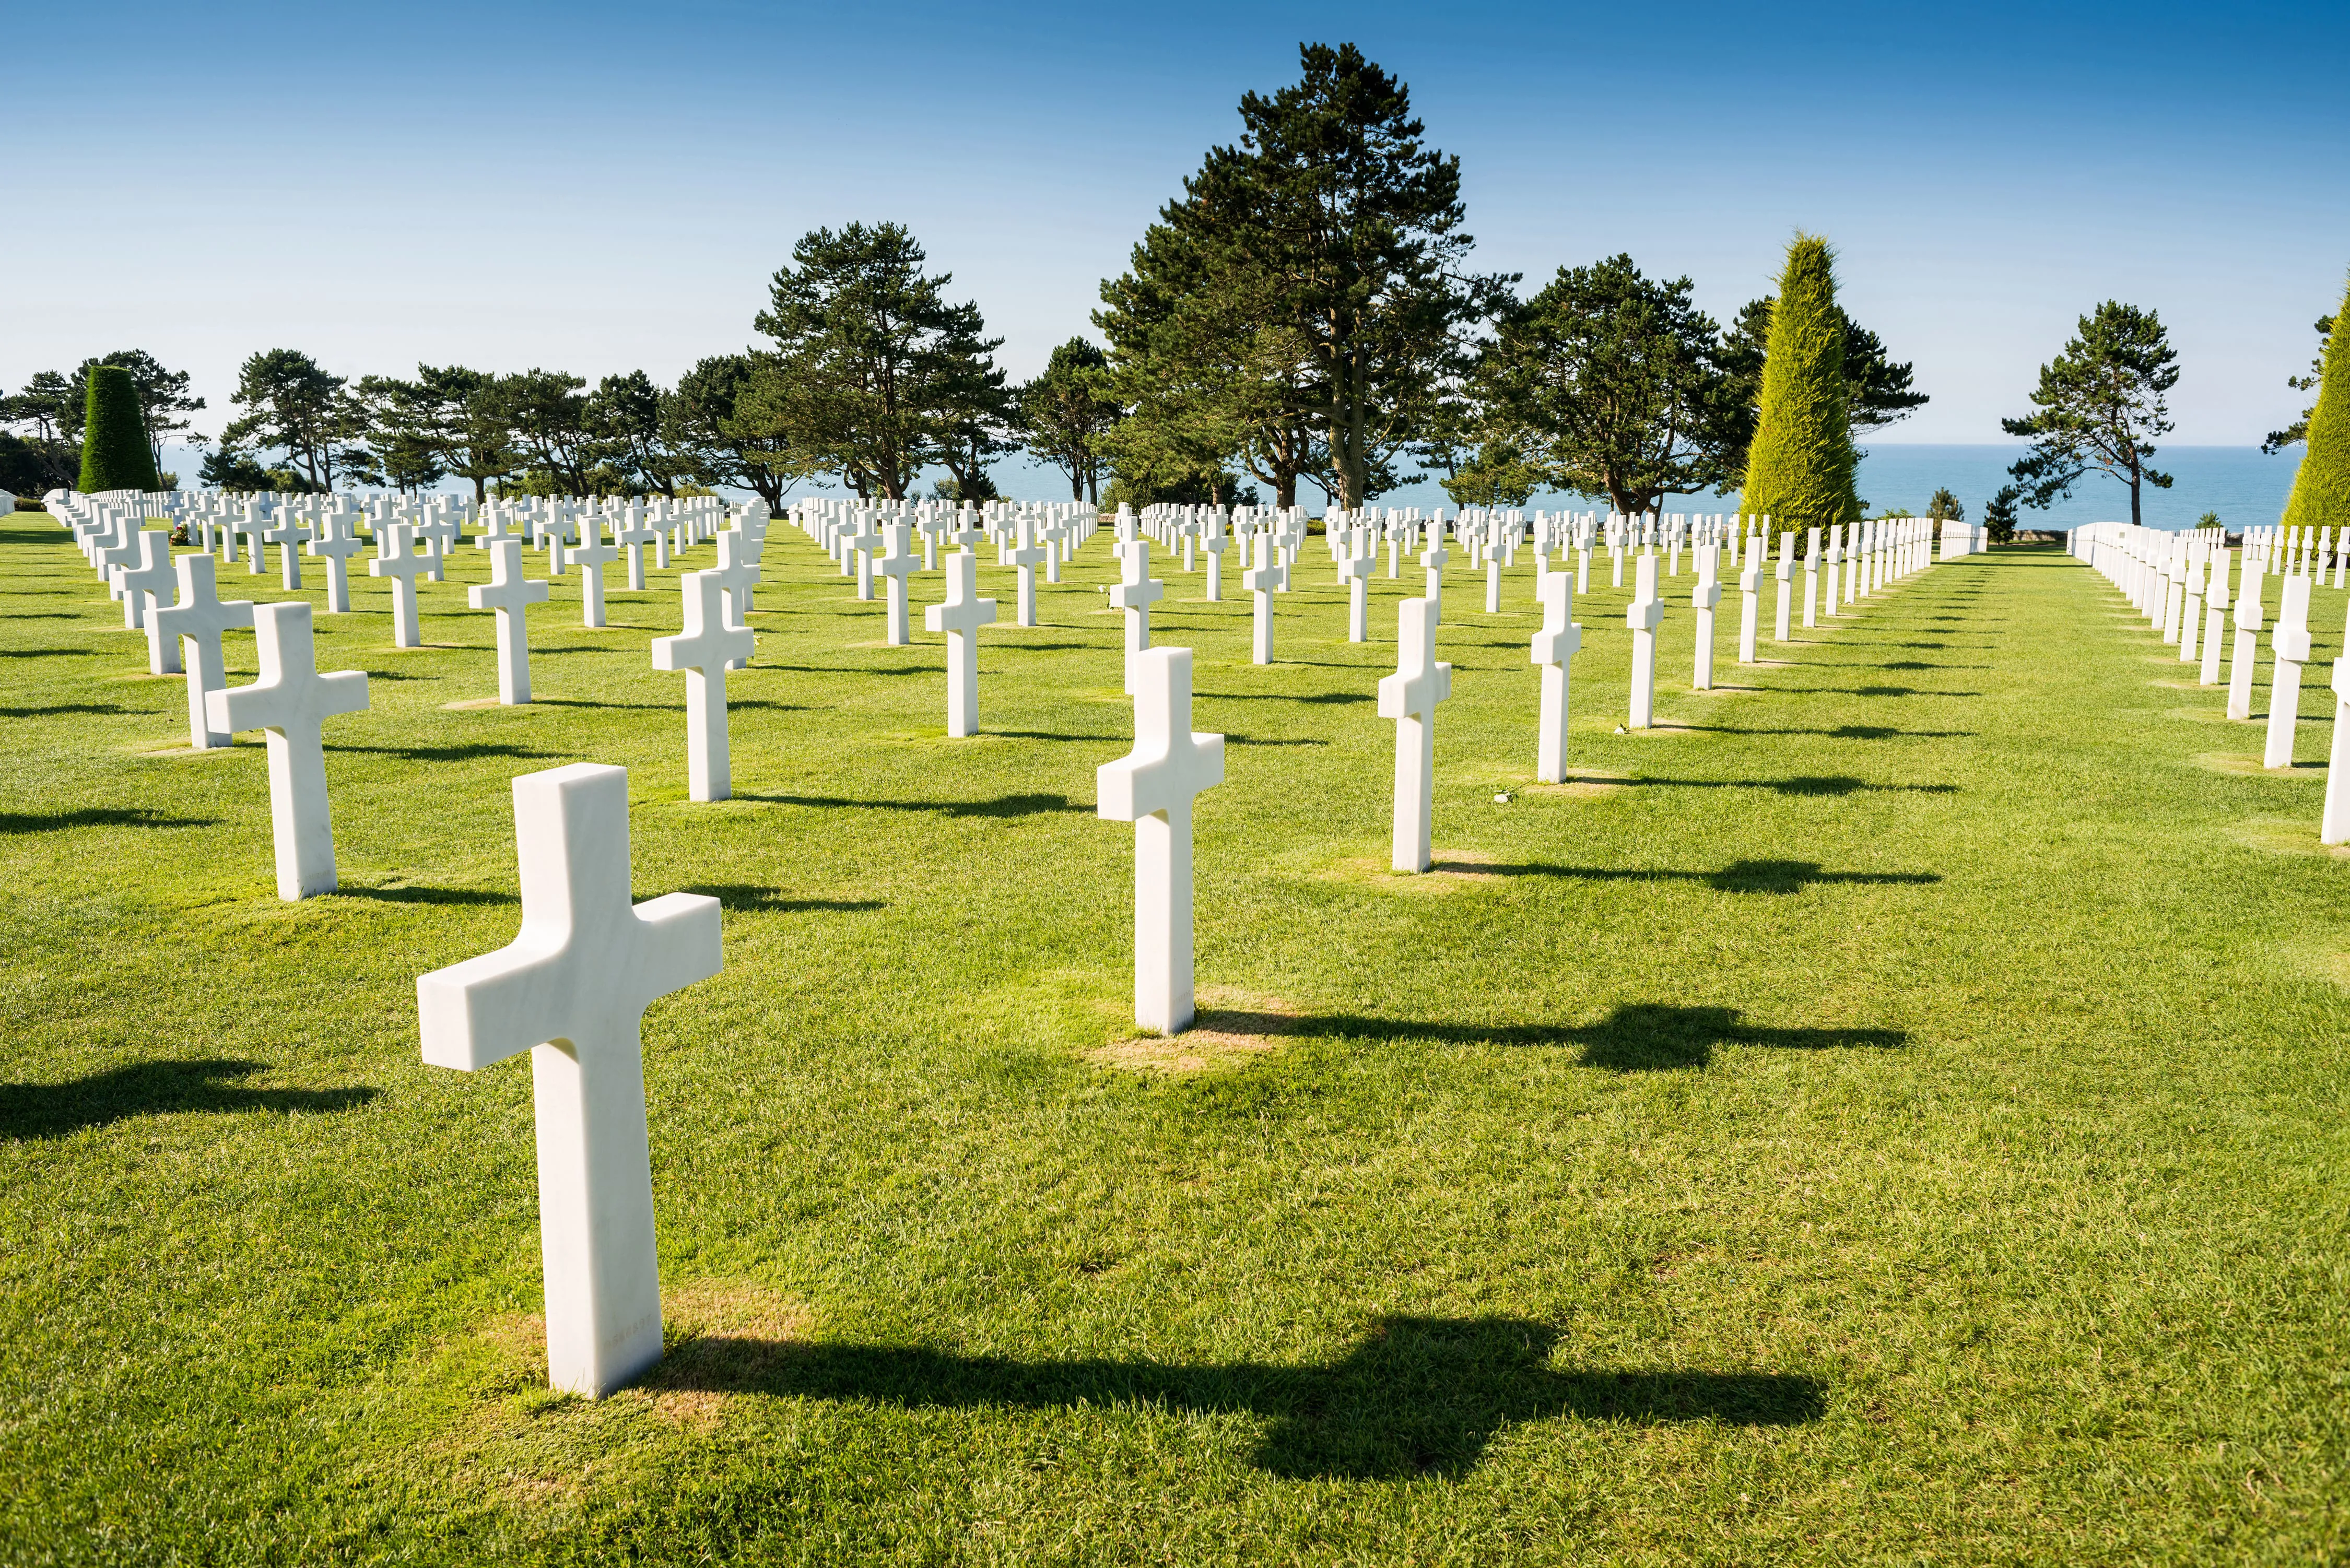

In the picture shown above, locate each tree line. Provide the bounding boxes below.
[0,44,1939,519]
[27,41,2314,533]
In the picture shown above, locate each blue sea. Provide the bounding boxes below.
[941,443,2304,532]
[147,441,2302,533]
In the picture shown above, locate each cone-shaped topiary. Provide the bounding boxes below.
[1738,234,1859,541]
[78,366,162,493]
[2280,276,2350,532]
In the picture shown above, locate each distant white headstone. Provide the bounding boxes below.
[2265,573,2311,769]
[369,524,434,649]
[469,538,550,704]
[205,602,369,899]
[1379,596,1451,873]
[1531,571,1583,785]
[151,552,253,748]
[1626,551,1662,729]
[652,570,755,802]
[923,548,996,738]
[1096,646,1224,1034]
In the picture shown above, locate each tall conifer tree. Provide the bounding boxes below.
[77,366,162,492]
[1737,235,1858,536]
[2280,276,2350,530]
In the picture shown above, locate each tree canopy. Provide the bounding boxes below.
[1737,235,1861,534]
[1470,253,1740,516]
[754,221,1009,501]
[1097,43,1510,510]
[2001,301,2178,529]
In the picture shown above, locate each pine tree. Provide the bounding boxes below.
[2281,275,2350,531]
[77,365,162,492]
[1737,235,1858,540]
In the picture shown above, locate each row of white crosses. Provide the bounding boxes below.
[2240,522,2347,588]
[792,498,1097,614]
[46,488,788,900]
[2076,520,2350,842]
[102,489,1945,1406]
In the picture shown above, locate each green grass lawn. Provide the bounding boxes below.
[2,512,2345,1565]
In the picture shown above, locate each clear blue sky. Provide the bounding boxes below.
[7,1,2345,449]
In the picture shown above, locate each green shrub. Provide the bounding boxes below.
[77,366,162,493]
[1738,234,1859,534]
[2280,275,2350,531]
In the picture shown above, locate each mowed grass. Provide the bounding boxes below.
[1,510,2345,1566]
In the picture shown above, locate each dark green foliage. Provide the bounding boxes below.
[196,446,287,491]
[2280,278,2350,530]
[0,431,50,498]
[1096,43,1511,509]
[77,366,161,492]
[1926,487,1964,522]
[1018,339,1121,504]
[1471,253,1738,515]
[220,348,367,491]
[1438,437,1546,507]
[1984,485,2021,544]
[668,353,821,510]
[1719,296,1924,469]
[754,221,1009,501]
[2001,301,2178,528]
[1738,235,1860,533]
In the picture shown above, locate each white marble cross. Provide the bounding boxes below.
[1111,539,1166,691]
[652,570,755,801]
[878,522,920,645]
[924,548,997,737]
[1626,551,1663,729]
[2201,549,2231,687]
[2227,558,2265,722]
[470,538,551,704]
[1244,534,1279,665]
[308,515,369,614]
[1773,533,1796,642]
[234,507,268,572]
[1009,517,1048,628]
[571,517,620,629]
[616,508,661,590]
[206,602,369,899]
[1419,533,1449,623]
[709,533,762,671]
[848,516,884,601]
[1531,570,1583,784]
[1340,530,1374,643]
[416,762,722,1398]
[1801,527,1822,628]
[152,552,253,748]
[1202,521,1228,602]
[369,524,435,649]
[260,513,307,590]
[2324,656,2350,845]
[116,530,176,644]
[1379,595,1452,873]
[1691,544,1723,690]
[2265,573,2312,769]
[97,523,144,607]
[1097,646,1224,1034]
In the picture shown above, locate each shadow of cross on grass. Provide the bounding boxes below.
[1565,1002,1907,1070]
[0,1059,377,1139]
[1190,1001,1906,1071]
[650,1314,1826,1480]
[1462,860,1940,895]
